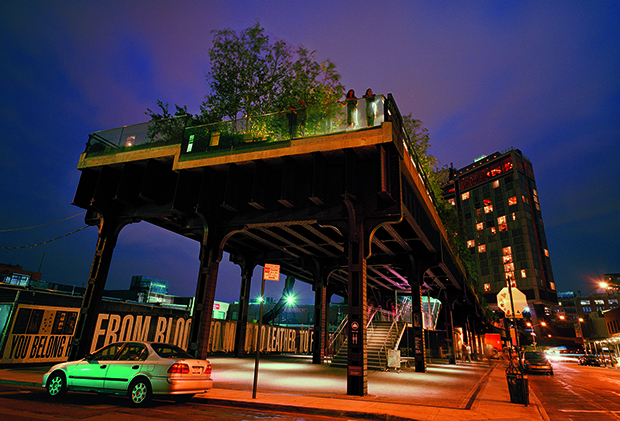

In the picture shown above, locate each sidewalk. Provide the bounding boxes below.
[0,358,549,421]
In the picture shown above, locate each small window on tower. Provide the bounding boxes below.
[462,192,470,200]
[503,254,512,264]
[449,198,455,206]
[478,244,486,253]
[467,240,476,248]
[484,205,494,214]
[521,269,527,278]
[477,222,484,231]
[503,246,512,255]
[493,180,500,188]
[508,196,517,206]
[484,283,491,291]
[498,215,506,225]
[544,249,549,257]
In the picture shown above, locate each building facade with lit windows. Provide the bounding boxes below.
[441,149,558,319]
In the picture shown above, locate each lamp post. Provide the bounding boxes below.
[525,321,546,348]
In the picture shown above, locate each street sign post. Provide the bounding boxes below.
[253,264,281,399]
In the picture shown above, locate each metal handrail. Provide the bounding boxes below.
[327,315,348,360]
[377,304,409,368]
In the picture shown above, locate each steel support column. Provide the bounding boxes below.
[408,259,426,373]
[232,254,256,358]
[312,271,328,364]
[190,239,223,359]
[344,200,368,396]
[70,215,127,360]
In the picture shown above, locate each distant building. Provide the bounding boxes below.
[0,263,42,286]
[441,149,558,321]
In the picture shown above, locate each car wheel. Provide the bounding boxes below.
[174,394,195,403]
[47,372,67,398]
[128,378,152,406]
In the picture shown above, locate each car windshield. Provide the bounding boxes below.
[151,343,195,359]
[524,352,546,360]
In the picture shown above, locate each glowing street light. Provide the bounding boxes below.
[285,294,296,306]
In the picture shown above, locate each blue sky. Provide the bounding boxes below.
[1,1,619,304]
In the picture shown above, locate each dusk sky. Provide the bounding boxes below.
[1,1,618,306]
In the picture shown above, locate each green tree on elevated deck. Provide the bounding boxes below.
[201,22,343,122]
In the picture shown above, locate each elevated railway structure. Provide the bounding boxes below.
[71,94,484,395]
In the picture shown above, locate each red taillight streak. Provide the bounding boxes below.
[168,363,190,374]
[205,364,212,375]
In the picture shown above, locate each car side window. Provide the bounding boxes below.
[117,343,147,361]
[90,343,124,361]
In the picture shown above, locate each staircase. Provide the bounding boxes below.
[330,321,404,370]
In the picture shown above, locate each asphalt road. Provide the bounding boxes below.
[0,384,360,421]
[529,362,620,420]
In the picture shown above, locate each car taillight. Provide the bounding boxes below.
[168,363,190,374]
[205,363,212,375]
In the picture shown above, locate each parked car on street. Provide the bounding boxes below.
[578,355,601,366]
[520,351,554,375]
[43,341,213,406]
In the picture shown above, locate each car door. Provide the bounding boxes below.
[103,343,148,392]
[68,343,124,390]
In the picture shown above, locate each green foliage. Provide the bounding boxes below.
[401,114,489,317]
[144,100,190,143]
[201,22,344,122]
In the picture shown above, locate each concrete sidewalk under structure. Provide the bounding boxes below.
[0,356,549,421]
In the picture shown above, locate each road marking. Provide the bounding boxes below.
[559,410,620,413]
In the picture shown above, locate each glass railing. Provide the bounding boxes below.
[179,96,385,160]
[83,97,385,159]
[84,115,190,157]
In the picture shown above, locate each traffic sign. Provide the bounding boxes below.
[263,264,280,281]
[497,286,527,319]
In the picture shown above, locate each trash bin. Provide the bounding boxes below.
[506,372,529,405]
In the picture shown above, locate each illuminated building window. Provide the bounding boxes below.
[478,244,486,253]
[508,196,517,206]
[536,203,540,211]
[582,306,591,312]
[497,215,506,225]
[550,282,555,290]
[484,204,493,213]
[594,300,605,305]
[484,199,492,206]
[462,192,470,200]
[490,227,496,234]
[544,249,549,257]
[505,273,515,285]
[522,195,528,204]
[476,222,484,231]
[499,224,508,231]
[503,254,512,264]
[521,269,526,278]
[504,263,514,272]
[467,240,476,248]
[580,300,590,305]
[512,212,517,220]
[493,180,500,188]
[449,198,455,206]
[503,246,512,255]
[484,283,491,291]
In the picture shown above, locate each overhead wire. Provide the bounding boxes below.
[0,211,91,250]
[0,211,86,232]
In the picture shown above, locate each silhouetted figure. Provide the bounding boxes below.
[342,89,358,128]
[363,88,376,127]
